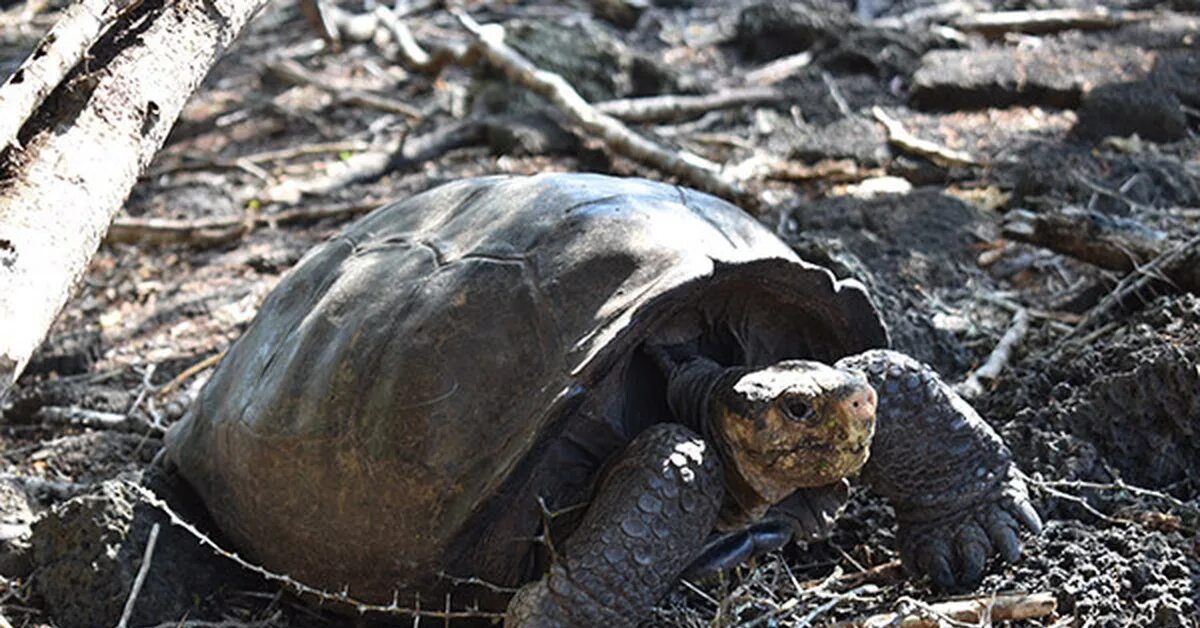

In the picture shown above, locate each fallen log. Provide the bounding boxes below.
[0,0,271,401]
[0,0,144,150]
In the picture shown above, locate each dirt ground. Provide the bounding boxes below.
[0,0,1198,626]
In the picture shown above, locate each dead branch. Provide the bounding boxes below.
[956,308,1030,399]
[105,217,248,249]
[1040,478,1189,511]
[1031,479,1134,526]
[1060,232,1200,341]
[34,405,162,433]
[798,560,904,592]
[107,200,383,248]
[261,119,484,204]
[729,155,882,184]
[373,5,473,74]
[0,0,143,150]
[144,140,372,178]
[155,350,225,399]
[454,10,753,208]
[116,522,160,628]
[1002,207,1168,274]
[264,58,422,119]
[744,51,813,86]
[0,0,269,403]
[592,87,785,123]
[871,106,979,167]
[262,148,395,204]
[953,8,1154,37]
[842,591,1057,627]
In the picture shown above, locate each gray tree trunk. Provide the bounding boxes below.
[0,0,268,401]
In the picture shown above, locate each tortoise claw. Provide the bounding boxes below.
[1009,496,1043,536]
[985,508,1024,563]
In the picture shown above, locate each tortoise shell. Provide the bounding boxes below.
[165,173,887,603]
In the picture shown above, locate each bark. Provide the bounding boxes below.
[0,0,269,401]
[0,0,144,150]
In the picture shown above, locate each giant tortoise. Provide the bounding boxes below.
[164,173,1041,625]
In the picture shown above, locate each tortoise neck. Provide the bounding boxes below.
[660,357,770,527]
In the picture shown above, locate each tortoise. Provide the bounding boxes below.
[163,173,1041,625]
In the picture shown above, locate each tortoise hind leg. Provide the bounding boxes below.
[505,423,723,627]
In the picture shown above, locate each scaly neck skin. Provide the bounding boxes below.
[659,356,772,530]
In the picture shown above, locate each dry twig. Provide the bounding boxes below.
[116,523,161,628]
[1002,208,1169,275]
[373,5,473,74]
[156,350,227,399]
[265,58,422,119]
[744,51,813,86]
[108,200,383,249]
[146,141,372,179]
[593,87,784,123]
[34,405,162,434]
[1060,232,1200,343]
[728,155,882,184]
[453,10,752,207]
[955,308,1030,399]
[871,107,979,167]
[1039,478,1190,512]
[841,591,1057,627]
[953,7,1154,36]
[130,484,505,620]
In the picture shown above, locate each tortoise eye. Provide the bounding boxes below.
[783,399,816,422]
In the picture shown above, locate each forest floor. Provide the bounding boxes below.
[0,0,1198,626]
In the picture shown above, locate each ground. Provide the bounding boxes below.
[0,0,1197,626]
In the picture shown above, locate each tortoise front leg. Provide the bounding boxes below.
[505,423,723,627]
[835,350,1042,590]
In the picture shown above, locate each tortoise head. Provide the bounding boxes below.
[711,361,876,506]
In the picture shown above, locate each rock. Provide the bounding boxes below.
[734,0,926,75]
[0,480,33,578]
[506,20,623,101]
[734,0,855,62]
[472,18,680,115]
[783,190,988,374]
[591,0,649,29]
[1151,49,1200,110]
[31,478,258,628]
[769,113,891,166]
[1072,80,1187,142]
[910,44,1153,110]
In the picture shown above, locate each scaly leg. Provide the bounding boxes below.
[505,423,723,627]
